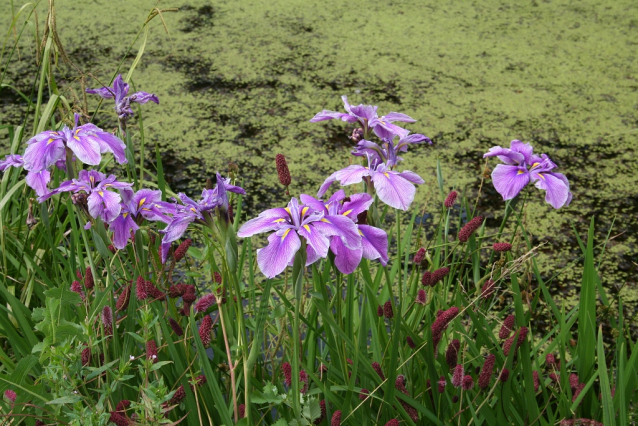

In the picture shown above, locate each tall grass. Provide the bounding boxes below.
[0,3,634,426]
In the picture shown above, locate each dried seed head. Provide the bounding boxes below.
[383,300,394,319]
[169,318,184,336]
[444,190,458,208]
[101,306,113,337]
[275,154,292,186]
[331,410,342,426]
[481,280,496,299]
[499,315,516,339]
[282,362,292,387]
[461,375,474,390]
[478,354,496,389]
[115,285,131,312]
[146,340,158,363]
[493,242,512,252]
[458,216,483,242]
[372,362,385,381]
[136,276,148,301]
[84,267,94,289]
[199,316,213,347]
[438,376,446,393]
[174,239,192,262]
[499,368,510,382]
[446,339,461,369]
[349,128,364,142]
[356,210,368,225]
[421,271,432,287]
[195,294,217,313]
[452,364,464,388]
[413,247,426,265]
[416,289,427,305]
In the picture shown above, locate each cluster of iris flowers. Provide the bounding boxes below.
[0,84,572,279]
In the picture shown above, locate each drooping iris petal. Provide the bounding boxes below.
[257,228,301,279]
[85,126,128,164]
[237,208,290,237]
[395,133,431,152]
[87,189,122,222]
[371,170,418,211]
[113,75,129,101]
[397,170,425,185]
[23,135,65,173]
[299,194,328,215]
[491,164,531,200]
[312,215,361,249]
[371,120,410,141]
[85,86,115,99]
[340,193,373,219]
[130,91,159,105]
[483,146,525,165]
[335,165,371,186]
[111,212,139,249]
[0,154,24,171]
[309,110,353,122]
[533,172,571,209]
[317,171,339,198]
[162,214,196,243]
[383,112,416,123]
[66,133,102,166]
[305,243,322,266]
[298,224,330,260]
[509,140,535,164]
[330,236,363,274]
[359,224,389,265]
[25,170,51,197]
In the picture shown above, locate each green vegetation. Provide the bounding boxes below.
[0,1,636,425]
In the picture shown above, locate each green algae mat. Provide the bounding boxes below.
[1,0,637,310]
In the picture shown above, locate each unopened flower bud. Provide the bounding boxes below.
[499,314,515,339]
[406,336,416,349]
[136,276,147,301]
[413,247,426,265]
[108,244,117,254]
[174,239,192,262]
[146,340,158,363]
[499,368,510,382]
[372,362,385,381]
[115,285,130,312]
[4,389,16,403]
[357,210,368,225]
[349,128,364,142]
[481,280,496,299]
[452,395,459,403]
[478,354,496,389]
[376,305,383,316]
[452,364,464,388]
[195,294,217,313]
[331,410,342,426]
[84,266,94,289]
[81,347,91,366]
[213,271,222,284]
[359,388,369,400]
[416,289,427,305]
[431,267,450,286]
[169,318,184,336]
[461,375,474,390]
[101,306,113,336]
[421,271,432,287]
[446,339,461,368]
[199,316,213,347]
[438,376,446,393]
[546,353,556,366]
[71,280,85,301]
[383,300,394,319]
[282,362,292,387]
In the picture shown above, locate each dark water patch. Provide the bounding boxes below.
[179,4,216,33]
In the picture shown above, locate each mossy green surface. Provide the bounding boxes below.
[1,0,637,316]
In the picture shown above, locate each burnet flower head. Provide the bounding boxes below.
[237,196,362,278]
[484,140,572,209]
[159,173,245,262]
[86,74,159,121]
[23,113,127,174]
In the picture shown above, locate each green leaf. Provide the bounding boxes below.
[47,395,83,405]
[150,361,173,371]
[577,218,597,385]
[598,326,616,426]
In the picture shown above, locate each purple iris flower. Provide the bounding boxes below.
[483,140,572,209]
[352,133,430,167]
[0,154,67,197]
[40,170,133,222]
[237,197,361,278]
[318,157,424,211]
[86,74,159,120]
[300,191,388,274]
[110,189,175,249]
[23,113,127,174]
[160,174,246,262]
[310,96,420,141]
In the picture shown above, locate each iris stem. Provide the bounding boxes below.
[291,241,307,423]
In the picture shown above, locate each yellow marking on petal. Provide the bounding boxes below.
[342,209,352,216]
[138,197,146,207]
[47,138,54,145]
[75,128,81,135]
[531,162,540,169]
[285,207,291,215]
[517,170,525,175]
[301,206,309,216]
[273,218,286,223]
[384,172,390,178]
[98,191,104,196]
[190,207,197,213]
[74,136,80,141]
[142,208,150,211]
[537,173,546,181]
[320,218,331,224]
[303,225,310,232]
[123,213,128,218]
[90,176,95,183]
[358,230,364,236]
[281,228,291,240]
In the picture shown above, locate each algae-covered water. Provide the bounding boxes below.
[1,0,637,317]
